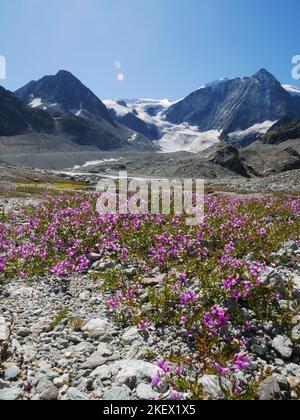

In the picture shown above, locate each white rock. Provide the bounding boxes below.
[292,324,300,341]
[111,360,159,386]
[126,343,146,360]
[199,375,232,399]
[122,327,143,345]
[0,387,22,401]
[102,386,131,400]
[272,336,293,359]
[83,318,109,339]
[136,383,160,400]
[0,316,9,341]
[79,291,90,301]
[292,275,300,300]
[96,342,114,357]
[62,388,88,400]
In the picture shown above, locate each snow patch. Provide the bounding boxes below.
[228,121,277,139]
[29,98,43,108]
[158,127,220,153]
[72,158,123,170]
[103,100,130,118]
[282,84,300,96]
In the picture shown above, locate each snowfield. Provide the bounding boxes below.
[104,98,221,153]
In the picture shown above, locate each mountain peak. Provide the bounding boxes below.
[253,68,278,85]
[55,69,78,80]
[15,70,113,123]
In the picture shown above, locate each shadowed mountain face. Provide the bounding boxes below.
[164,69,300,137]
[15,70,113,123]
[261,118,300,145]
[0,80,155,153]
[0,86,54,136]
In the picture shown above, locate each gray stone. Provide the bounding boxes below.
[257,376,281,400]
[31,320,54,334]
[292,275,300,300]
[68,334,82,344]
[252,338,269,356]
[0,387,22,400]
[199,375,231,399]
[284,241,298,251]
[81,355,107,370]
[36,380,59,401]
[292,324,300,341]
[17,327,31,338]
[4,367,20,381]
[122,327,143,345]
[79,291,90,301]
[65,342,95,357]
[62,388,89,400]
[126,343,146,360]
[92,260,114,271]
[53,374,69,388]
[272,336,293,359]
[114,360,158,385]
[102,386,131,401]
[87,252,102,263]
[0,316,9,341]
[96,342,114,357]
[136,383,160,400]
[90,365,112,381]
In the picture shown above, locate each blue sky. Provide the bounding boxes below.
[0,0,300,99]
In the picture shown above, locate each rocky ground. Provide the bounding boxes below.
[61,168,300,195]
[0,241,300,401]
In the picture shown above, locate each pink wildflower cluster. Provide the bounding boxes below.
[203,305,230,334]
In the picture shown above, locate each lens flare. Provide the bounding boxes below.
[117,73,125,82]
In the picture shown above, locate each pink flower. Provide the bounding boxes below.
[259,228,267,237]
[151,371,162,387]
[232,352,251,371]
[180,291,198,306]
[138,320,151,330]
[215,363,230,375]
[155,360,170,373]
[169,391,184,400]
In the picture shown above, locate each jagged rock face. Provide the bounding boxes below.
[199,142,249,177]
[0,87,54,136]
[15,70,113,123]
[165,69,300,136]
[261,119,300,145]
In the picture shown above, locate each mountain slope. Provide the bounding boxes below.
[12,71,156,152]
[164,69,300,144]
[104,100,159,140]
[15,70,113,123]
[0,86,54,136]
